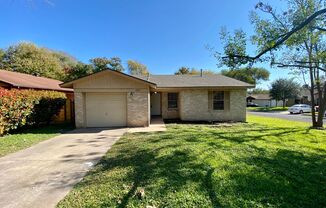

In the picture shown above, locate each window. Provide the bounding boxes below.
[213,91,224,110]
[168,93,178,109]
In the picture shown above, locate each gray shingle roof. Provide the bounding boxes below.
[247,94,271,100]
[135,74,254,88]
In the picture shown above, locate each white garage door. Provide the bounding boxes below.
[85,93,127,127]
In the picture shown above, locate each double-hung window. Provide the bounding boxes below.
[168,93,178,109]
[213,91,224,110]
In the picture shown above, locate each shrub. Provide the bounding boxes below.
[0,89,66,135]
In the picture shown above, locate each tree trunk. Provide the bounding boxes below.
[316,81,326,128]
[282,99,285,108]
[305,41,317,127]
[309,76,318,127]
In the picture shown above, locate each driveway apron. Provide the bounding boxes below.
[0,128,127,208]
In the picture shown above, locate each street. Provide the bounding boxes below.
[248,111,326,123]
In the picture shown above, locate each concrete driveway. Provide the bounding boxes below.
[0,128,127,208]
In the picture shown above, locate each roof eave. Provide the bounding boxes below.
[155,85,255,89]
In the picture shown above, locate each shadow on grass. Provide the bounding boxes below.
[232,149,326,207]
[69,123,325,207]
[8,123,74,135]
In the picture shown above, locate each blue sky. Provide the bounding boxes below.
[0,0,294,89]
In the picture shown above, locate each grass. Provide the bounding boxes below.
[247,106,289,112]
[57,116,326,208]
[0,123,73,157]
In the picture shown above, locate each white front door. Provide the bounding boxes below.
[151,93,161,116]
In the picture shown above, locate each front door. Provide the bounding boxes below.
[151,93,161,116]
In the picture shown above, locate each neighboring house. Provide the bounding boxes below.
[0,70,74,123]
[61,69,253,128]
[246,94,284,107]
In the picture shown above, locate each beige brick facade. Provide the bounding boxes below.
[73,70,150,128]
[161,89,246,122]
[74,92,85,128]
[127,91,150,127]
[71,70,249,127]
[161,92,180,119]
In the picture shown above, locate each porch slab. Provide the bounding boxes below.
[128,117,166,133]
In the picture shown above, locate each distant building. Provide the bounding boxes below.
[247,94,284,107]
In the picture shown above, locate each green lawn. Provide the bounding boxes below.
[57,116,326,208]
[0,124,73,157]
[247,106,289,112]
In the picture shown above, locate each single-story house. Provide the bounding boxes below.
[246,94,284,107]
[61,69,254,128]
[0,70,74,123]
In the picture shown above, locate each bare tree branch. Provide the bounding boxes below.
[312,26,326,31]
[222,8,326,62]
[295,61,326,64]
[254,8,326,59]
[274,62,326,72]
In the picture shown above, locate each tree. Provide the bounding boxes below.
[52,51,78,70]
[270,78,301,108]
[90,57,111,72]
[64,62,94,82]
[90,56,124,72]
[0,49,5,62]
[127,60,149,75]
[175,67,190,75]
[174,67,215,75]
[217,0,326,128]
[0,42,77,80]
[221,67,270,85]
[217,28,249,69]
[109,57,124,72]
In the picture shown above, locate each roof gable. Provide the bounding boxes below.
[60,69,156,88]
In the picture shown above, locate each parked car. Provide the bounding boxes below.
[288,104,312,114]
[247,102,259,107]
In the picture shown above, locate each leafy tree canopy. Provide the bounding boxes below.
[64,62,94,82]
[0,42,77,80]
[109,57,124,72]
[221,67,270,85]
[270,78,301,107]
[127,60,149,75]
[0,42,129,81]
[217,28,249,69]
[89,57,111,72]
[0,49,5,60]
[90,56,124,72]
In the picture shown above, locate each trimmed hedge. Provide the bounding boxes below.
[0,89,66,135]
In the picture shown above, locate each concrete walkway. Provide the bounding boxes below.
[0,128,127,208]
[128,116,167,133]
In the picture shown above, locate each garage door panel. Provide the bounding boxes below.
[85,93,127,127]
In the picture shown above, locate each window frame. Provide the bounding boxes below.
[213,91,224,110]
[167,92,178,109]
